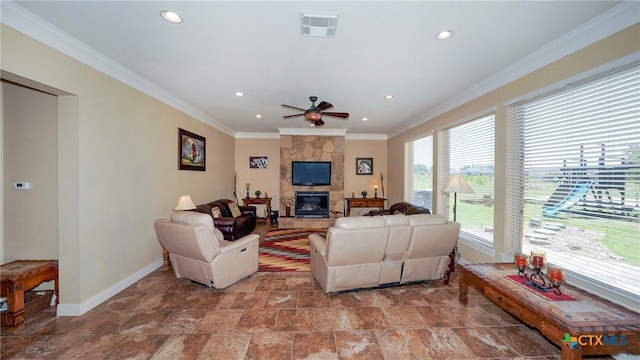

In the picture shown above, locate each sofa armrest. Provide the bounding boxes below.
[309,234,326,256]
[213,217,236,227]
[218,233,259,254]
[240,206,256,216]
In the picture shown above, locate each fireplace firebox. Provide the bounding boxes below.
[295,191,329,218]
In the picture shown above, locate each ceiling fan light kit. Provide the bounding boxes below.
[282,96,349,127]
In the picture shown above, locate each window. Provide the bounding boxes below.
[410,135,433,211]
[507,63,640,306]
[438,114,495,250]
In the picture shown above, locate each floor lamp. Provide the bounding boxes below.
[442,174,474,284]
[443,174,474,221]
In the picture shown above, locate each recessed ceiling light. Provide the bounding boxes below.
[362,117,368,121]
[436,29,454,40]
[255,114,262,118]
[160,10,182,24]
[384,95,394,100]
[234,92,244,97]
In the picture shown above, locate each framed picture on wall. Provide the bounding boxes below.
[356,158,373,175]
[250,156,268,169]
[178,128,206,171]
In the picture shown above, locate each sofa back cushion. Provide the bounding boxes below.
[382,214,412,255]
[325,217,389,266]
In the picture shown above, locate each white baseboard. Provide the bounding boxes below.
[56,258,163,316]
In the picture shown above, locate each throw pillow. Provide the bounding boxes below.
[228,202,242,218]
[211,207,222,218]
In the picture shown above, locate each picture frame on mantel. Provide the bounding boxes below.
[178,128,206,171]
[356,158,373,175]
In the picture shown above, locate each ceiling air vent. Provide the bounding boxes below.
[301,12,339,38]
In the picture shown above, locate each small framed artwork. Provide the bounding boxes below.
[250,156,268,169]
[356,158,373,175]
[179,128,206,171]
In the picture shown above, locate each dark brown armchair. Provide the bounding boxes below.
[192,199,256,241]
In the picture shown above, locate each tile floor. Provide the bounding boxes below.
[0,268,619,359]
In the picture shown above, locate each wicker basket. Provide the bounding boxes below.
[1,290,54,327]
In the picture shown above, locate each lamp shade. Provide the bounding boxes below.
[174,195,196,211]
[443,174,474,194]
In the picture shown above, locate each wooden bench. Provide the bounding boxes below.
[1,260,58,331]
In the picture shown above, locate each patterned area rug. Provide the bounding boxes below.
[258,228,326,272]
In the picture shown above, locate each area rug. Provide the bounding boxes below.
[258,228,326,272]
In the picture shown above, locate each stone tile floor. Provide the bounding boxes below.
[1,269,617,359]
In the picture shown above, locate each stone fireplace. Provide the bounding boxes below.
[280,135,344,217]
[295,191,329,218]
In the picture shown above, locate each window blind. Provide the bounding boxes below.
[411,136,433,211]
[506,62,640,306]
[438,114,495,246]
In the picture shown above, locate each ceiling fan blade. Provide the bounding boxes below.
[283,114,304,119]
[281,104,307,112]
[315,119,325,126]
[316,101,333,111]
[322,112,349,119]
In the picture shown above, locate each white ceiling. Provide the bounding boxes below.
[4,1,632,137]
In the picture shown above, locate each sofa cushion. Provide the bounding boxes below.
[171,211,215,233]
[228,202,242,218]
[334,216,386,229]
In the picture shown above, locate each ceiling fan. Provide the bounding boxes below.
[281,96,349,126]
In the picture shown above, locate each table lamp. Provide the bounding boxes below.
[443,174,474,221]
[174,195,196,211]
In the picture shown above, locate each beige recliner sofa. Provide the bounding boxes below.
[154,212,259,289]
[309,214,460,293]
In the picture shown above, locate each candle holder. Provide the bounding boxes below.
[517,263,563,296]
[245,183,250,199]
[374,187,378,198]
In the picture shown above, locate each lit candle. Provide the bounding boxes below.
[548,267,564,285]
[514,253,527,269]
[532,255,544,267]
[374,185,378,189]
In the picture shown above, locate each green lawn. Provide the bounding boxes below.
[414,174,640,266]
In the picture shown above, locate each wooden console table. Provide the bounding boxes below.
[459,263,640,360]
[242,197,272,223]
[344,197,385,216]
[1,260,59,330]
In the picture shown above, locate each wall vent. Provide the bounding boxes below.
[301,12,339,38]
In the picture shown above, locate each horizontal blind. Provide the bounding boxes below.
[438,114,495,244]
[507,63,640,303]
[411,136,433,211]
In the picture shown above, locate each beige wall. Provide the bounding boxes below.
[3,82,58,261]
[235,138,281,213]
[387,24,640,264]
[1,24,234,310]
[344,139,388,215]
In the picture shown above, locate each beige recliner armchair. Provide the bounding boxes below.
[154,212,259,289]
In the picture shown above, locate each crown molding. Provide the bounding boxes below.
[345,133,387,141]
[235,132,280,139]
[0,1,236,137]
[277,128,347,136]
[388,1,640,139]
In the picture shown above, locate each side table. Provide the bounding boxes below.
[1,260,59,331]
[242,197,272,223]
[343,197,385,216]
